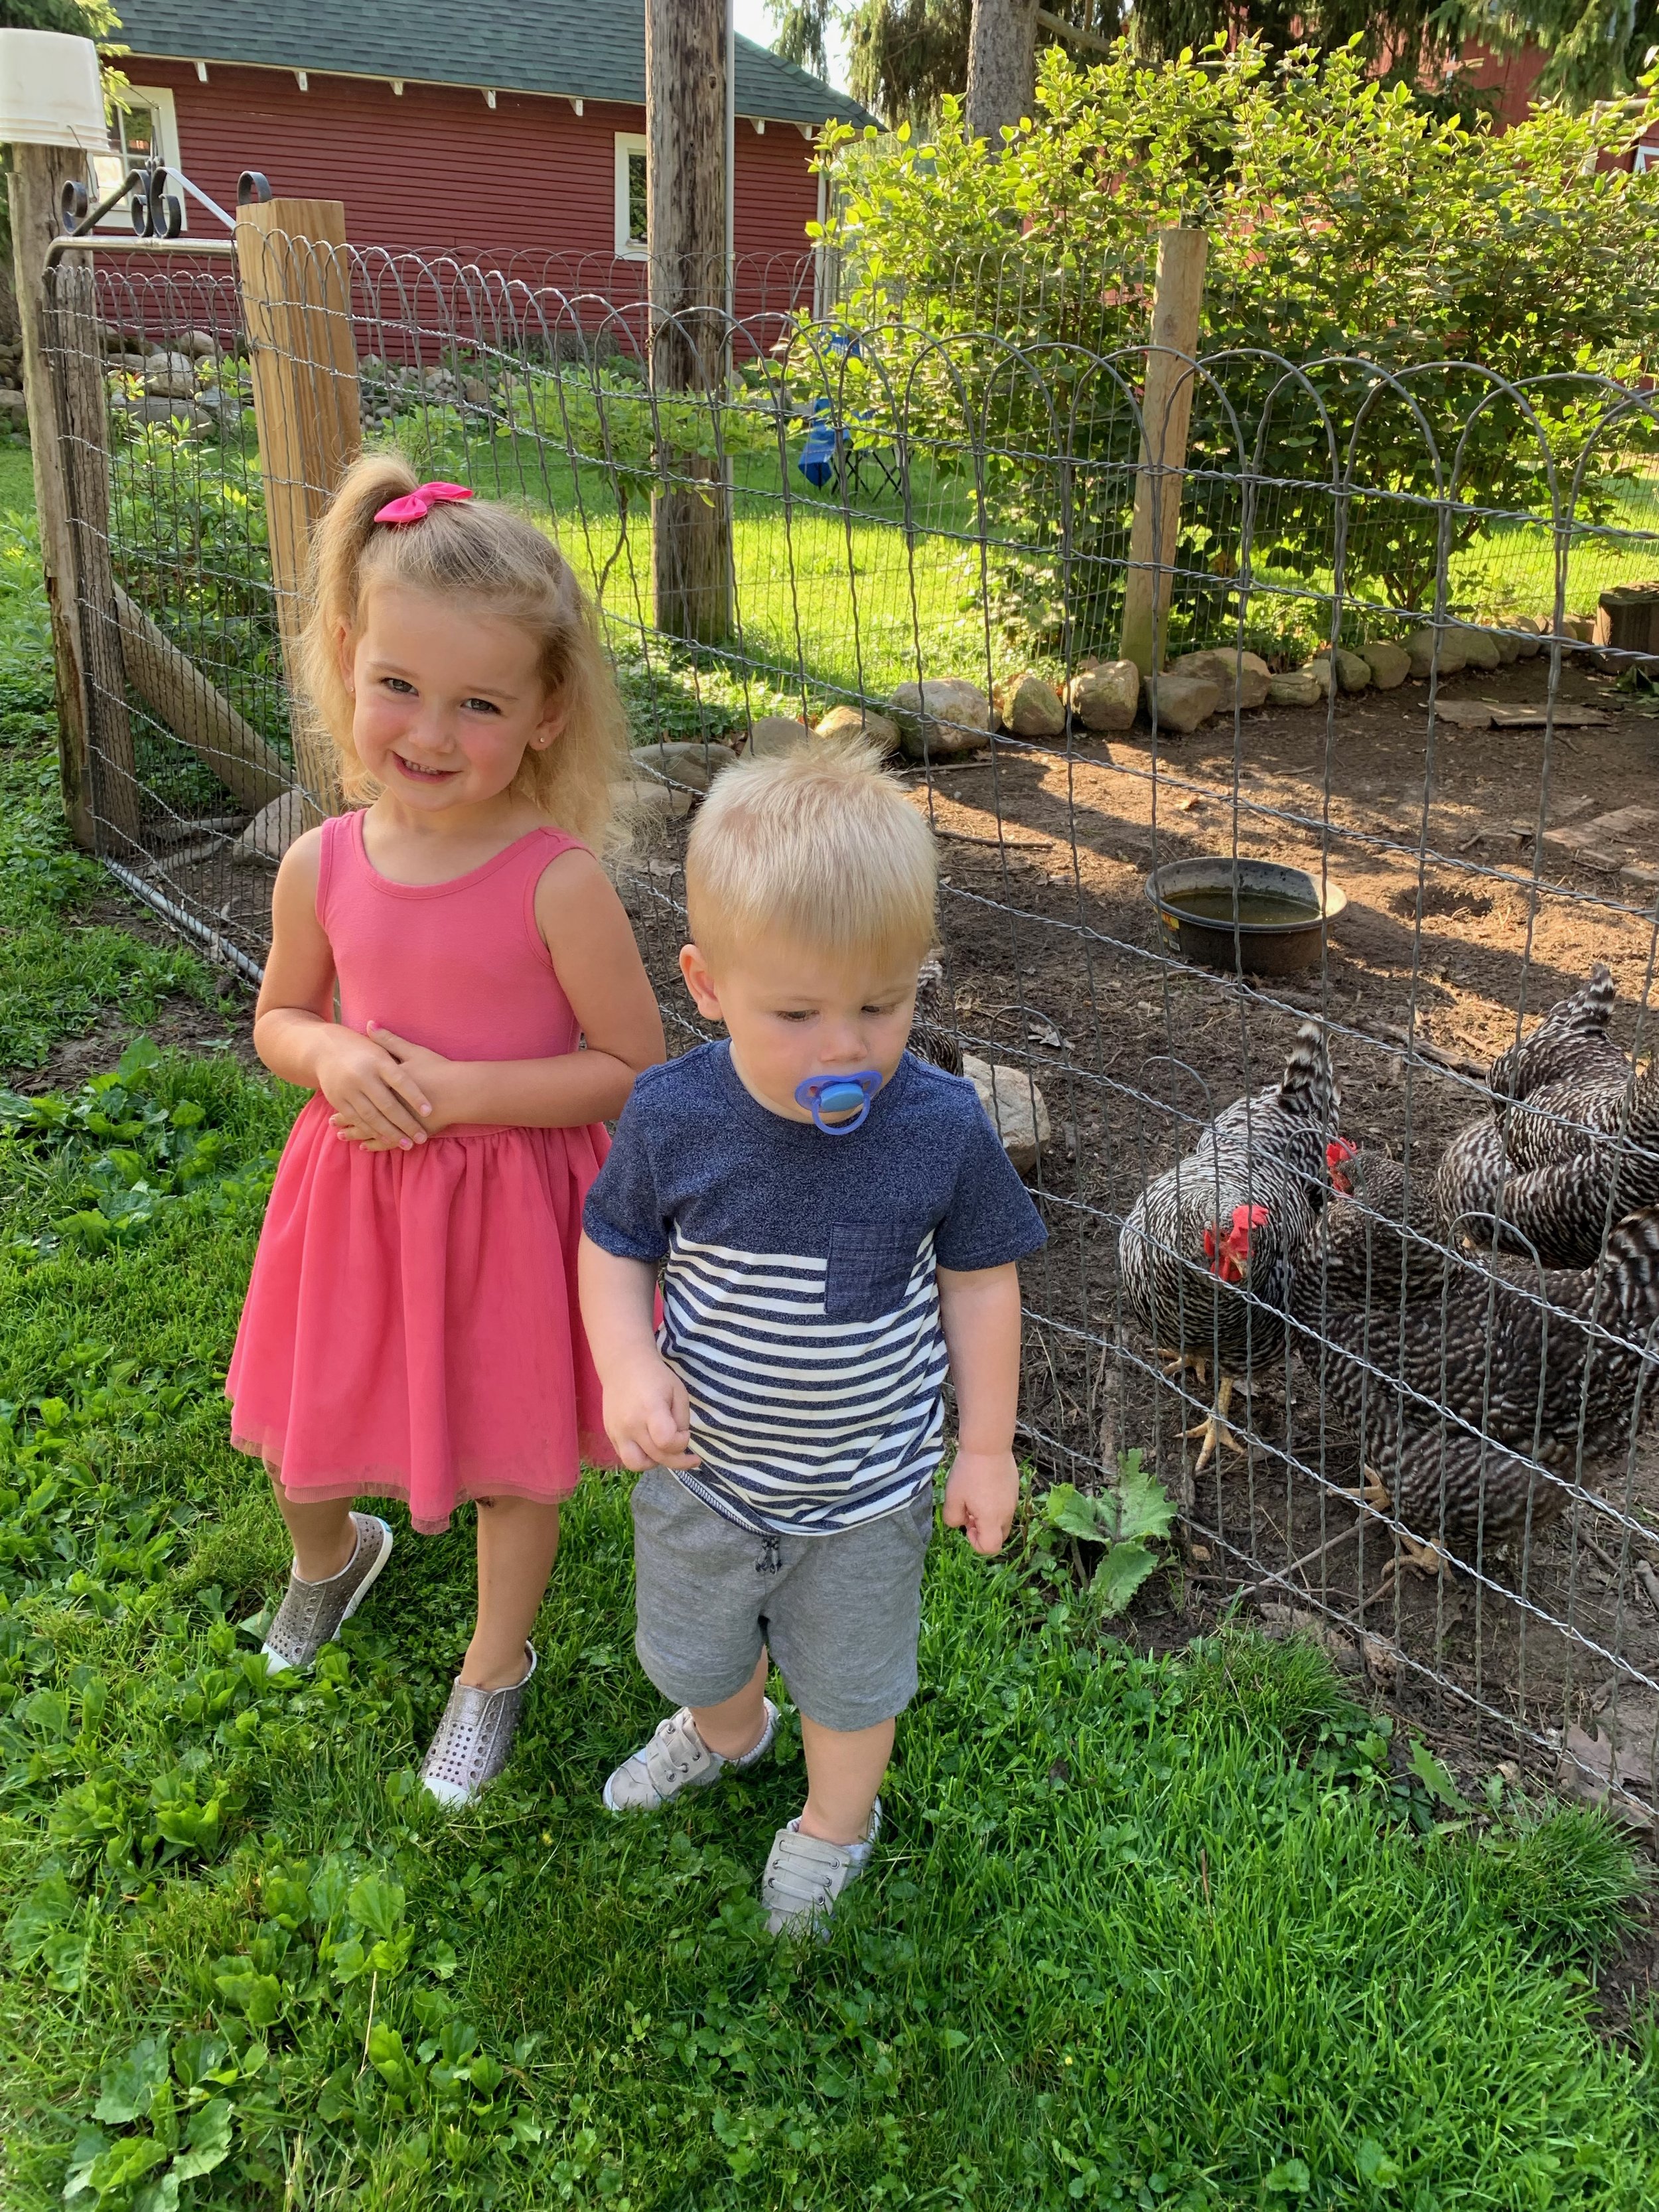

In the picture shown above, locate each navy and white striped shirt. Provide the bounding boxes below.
[583,1042,1047,1535]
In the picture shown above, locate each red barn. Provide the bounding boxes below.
[100,1,871,315]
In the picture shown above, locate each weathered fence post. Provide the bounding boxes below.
[9,140,96,842]
[645,0,732,645]
[235,196,360,816]
[1119,226,1207,678]
[48,254,139,850]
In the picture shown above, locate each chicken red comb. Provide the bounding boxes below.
[1327,1138,1358,1169]
[1232,1203,1271,1234]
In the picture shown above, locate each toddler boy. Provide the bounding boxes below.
[579,740,1045,1935]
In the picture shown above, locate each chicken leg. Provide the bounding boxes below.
[1185,1374,1242,1472]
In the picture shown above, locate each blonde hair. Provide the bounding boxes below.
[685,739,937,967]
[301,453,630,848]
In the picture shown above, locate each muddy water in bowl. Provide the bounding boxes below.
[1145,859,1347,976]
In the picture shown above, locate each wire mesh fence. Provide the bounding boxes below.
[38,231,1659,1823]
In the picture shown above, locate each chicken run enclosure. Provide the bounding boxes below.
[34,219,1659,1828]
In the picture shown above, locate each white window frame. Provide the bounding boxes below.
[614,132,648,259]
[1636,143,1658,174]
[94,86,185,231]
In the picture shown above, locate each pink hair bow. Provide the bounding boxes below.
[373,480,473,526]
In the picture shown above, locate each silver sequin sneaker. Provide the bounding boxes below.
[261,1512,394,1674]
[420,1643,537,1807]
[760,1799,882,1937]
[602,1698,780,1814]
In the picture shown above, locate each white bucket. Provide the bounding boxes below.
[0,29,111,151]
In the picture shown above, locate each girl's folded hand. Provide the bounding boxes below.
[313,1025,434,1149]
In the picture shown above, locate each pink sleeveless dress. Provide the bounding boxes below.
[226,811,613,1532]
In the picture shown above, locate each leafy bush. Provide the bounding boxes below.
[0,1036,278,1258]
[818,38,1659,644]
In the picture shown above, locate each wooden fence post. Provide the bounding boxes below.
[235,197,360,816]
[49,254,141,851]
[1119,226,1207,678]
[9,141,94,843]
[645,0,732,646]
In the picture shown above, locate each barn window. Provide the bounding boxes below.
[614,133,648,259]
[92,86,185,230]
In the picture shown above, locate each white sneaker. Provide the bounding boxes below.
[602,1698,779,1813]
[761,1799,882,1937]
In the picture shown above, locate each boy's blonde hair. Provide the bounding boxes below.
[685,739,937,968]
[301,453,630,849]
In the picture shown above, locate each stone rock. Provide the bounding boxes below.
[1493,630,1522,665]
[145,351,197,398]
[627,775,681,826]
[1267,669,1324,707]
[1457,627,1503,672]
[629,739,737,797]
[1067,659,1139,731]
[1309,648,1370,695]
[1562,615,1596,643]
[1405,626,1471,680]
[1300,658,1336,698]
[0,390,26,417]
[1360,639,1411,690]
[962,1053,1050,1176]
[994,669,1066,739]
[814,703,901,753]
[745,715,812,760]
[1141,673,1220,735]
[234,788,308,865]
[1510,616,1546,660]
[114,394,198,426]
[461,376,490,406]
[890,678,993,762]
[1430,698,1495,729]
[1169,646,1271,711]
[177,329,220,359]
[98,321,141,351]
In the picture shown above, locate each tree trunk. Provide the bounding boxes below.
[644,0,732,645]
[966,0,1041,147]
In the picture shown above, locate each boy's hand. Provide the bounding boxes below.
[943,1447,1020,1556]
[603,1357,701,1472]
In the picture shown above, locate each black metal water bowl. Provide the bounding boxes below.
[1145,857,1348,976]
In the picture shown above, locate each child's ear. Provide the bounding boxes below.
[680,942,723,1021]
[532,688,569,751]
[335,622,356,696]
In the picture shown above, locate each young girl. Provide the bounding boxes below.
[228,457,664,1805]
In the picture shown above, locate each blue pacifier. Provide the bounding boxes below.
[794,1068,883,1134]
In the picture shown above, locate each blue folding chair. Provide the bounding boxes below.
[794,332,900,498]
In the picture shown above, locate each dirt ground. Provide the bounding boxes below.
[112,650,1659,1846]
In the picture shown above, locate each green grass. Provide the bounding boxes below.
[1,459,1658,2212]
[0,446,38,516]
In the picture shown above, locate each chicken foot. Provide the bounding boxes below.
[1333,1467,1391,1510]
[1185,1374,1242,1473]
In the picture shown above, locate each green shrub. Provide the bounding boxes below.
[818,38,1659,646]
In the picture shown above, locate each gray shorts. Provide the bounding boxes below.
[630,1473,934,1734]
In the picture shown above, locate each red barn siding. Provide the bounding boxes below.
[121,57,818,321]
[1457,40,1548,131]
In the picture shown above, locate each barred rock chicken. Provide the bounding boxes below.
[1119,1024,1341,1468]
[1435,964,1659,1268]
[1284,1146,1659,1573]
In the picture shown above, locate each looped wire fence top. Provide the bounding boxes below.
[40,235,1659,1816]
